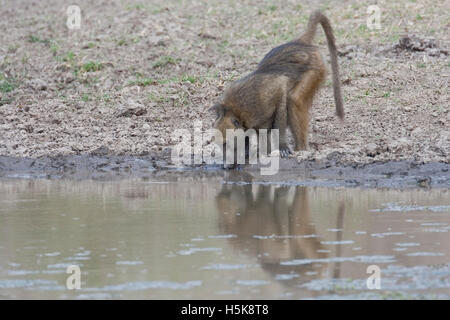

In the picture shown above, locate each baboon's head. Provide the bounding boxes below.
[209,103,243,144]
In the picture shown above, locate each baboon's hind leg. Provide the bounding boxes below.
[289,68,325,151]
[288,99,310,151]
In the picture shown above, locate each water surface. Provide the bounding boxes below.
[0,177,449,299]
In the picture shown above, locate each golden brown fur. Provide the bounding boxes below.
[211,10,344,156]
[215,185,330,285]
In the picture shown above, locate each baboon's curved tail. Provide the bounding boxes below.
[299,10,344,119]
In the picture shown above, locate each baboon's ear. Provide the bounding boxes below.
[208,103,225,117]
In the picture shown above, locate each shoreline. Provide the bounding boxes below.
[0,154,448,189]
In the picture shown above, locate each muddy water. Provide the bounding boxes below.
[0,177,449,299]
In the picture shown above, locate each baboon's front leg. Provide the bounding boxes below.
[272,93,292,158]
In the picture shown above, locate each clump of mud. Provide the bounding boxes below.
[394,35,448,57]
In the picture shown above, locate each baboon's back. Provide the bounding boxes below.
[256,41,317,81]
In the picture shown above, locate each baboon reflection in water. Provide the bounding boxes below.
[215,184,345,287]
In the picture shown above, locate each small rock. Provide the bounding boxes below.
[90,146,111,156]
[296,150,314,162]
[416,177,431,188]
[63,73,75,84]
[56,64,71,72]
[388,137,410,152]
[71,144,84,152]
[117,106,147,117]
[198,32,218,40]
[27,79,47,91]
[365,143,379,156]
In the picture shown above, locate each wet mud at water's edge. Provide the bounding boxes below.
[0,155,449,188]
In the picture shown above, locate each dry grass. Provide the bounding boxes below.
[0,0,448,163]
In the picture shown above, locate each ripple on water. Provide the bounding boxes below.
[177,247,222,256]
[281,255,396,266]
[371,232,405,238]
[100,280,202,291]
[275,274,300,281]
[75,250,91,256]
[320,240,354,245]
[370,203,450,213]
[44,252,61,257]
[253,234,318,239]
[0,279,59,289]
[64,256,91,261]
[405,252,445,257]
[47,263,84,269]
[6,270,40,276]
[75,293,114,299]
[201,264,257,270]
[116,261,144,265]
[208,234,237,239]
[236,280,270,286]
[395,242,420,247]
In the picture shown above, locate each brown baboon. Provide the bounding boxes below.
[210,10,344,157]
[215,184,330,287]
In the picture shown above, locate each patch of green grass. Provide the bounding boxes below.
[156,77,175,85]
[28,34,50,44]
[28,34,41,43]
[147,92,170,104]
[152,56,178,68]
[383,91,391,98]
[126,3,145,10]
[49,41,60,56]
[81,61,104,72]
[150,7,165,14]
[102,94,111,103]
[0,97,14,106]
[116,38,127,46]
[356,24,369,37]
[268,5,277,12]
[0,74,15,93]
[217,40,230,53]
[416,14,423,21]
[81,93,90,102]
[416,63,426,68]
[0,81,15,93]
[157,74,202,85]
[8,44,18,53]
[180,75,199,84]
[63,51,76,63]
[21,54,29,64]
[129,77,157,86]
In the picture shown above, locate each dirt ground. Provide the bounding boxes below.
[0,0,448,165]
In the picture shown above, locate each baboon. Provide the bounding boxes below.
[215,184,330,287]
[210,10,344,157]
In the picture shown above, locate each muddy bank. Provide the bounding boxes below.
[0,154,449,189]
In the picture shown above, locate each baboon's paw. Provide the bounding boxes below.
[280,147,292,158]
